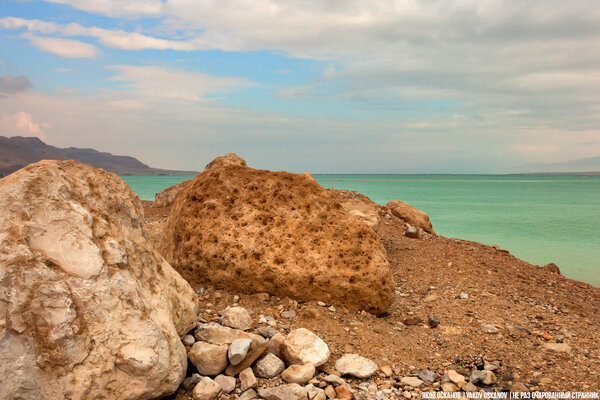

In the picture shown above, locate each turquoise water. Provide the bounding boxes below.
[122,174,600,287]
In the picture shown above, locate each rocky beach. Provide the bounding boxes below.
[1,155,599,400]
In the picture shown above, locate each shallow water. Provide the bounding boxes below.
[122,174,600,286]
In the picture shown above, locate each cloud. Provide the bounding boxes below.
[24,33,99,58]
[106,65,252,102]
[44,0,164,17]
[0,111,48,141]
[53,68,72,73]
[0,75,32,94]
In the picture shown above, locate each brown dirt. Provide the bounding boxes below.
[144,189,600,393]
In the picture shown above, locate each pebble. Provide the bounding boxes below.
[220,306,253,330]
[239,367,258,391]
[228,338,253,365]
[324,385,336,399]
[459,292,469,299]
[255,293,270,301]
[213,374,235,394]
[182,373,202,390]
[281,363,316,384]
[441,382,458,392]
[239,389,258,400]
[323,374,345,385]
[462,382,478,392]
[481,323,499,334]
[335,354,379,378]
[188,341,229,376]
[253,353,285,378]
[484,361,499,371]
[401,377,423,388]
[192,377,222,400]
[469,370,497,386]
[380,365,393,377]
[418,369,438,383]
[335,385,353,400]
[427,316,440,328]
[510,382,529,392]
[281,310,296,319]
[182,334,195,346]
[405,226,421,238]
[281,328,330,367]
[447,370,466,386]
[541,342,571,353]
[259,384,303,400]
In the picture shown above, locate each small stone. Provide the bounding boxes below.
[182,374,202,390]
[380,365,393,377]
[188,342,229,376]
[239,389,258,400]
[233,295,240,303]
[183,334,196,346]
[192,377,222,400]
[281,328,330,367]
[239,367,258,391]
[469,370,497,386]
[539,377,553,385]
[483,361,499,371]
[281,310,296,319]
[317,301,327,307]
[228,338,253,365]
[401,377,423,388]
[335,354,378,378]
[403,316,422,326]
[510,382,529,392]
[324,385,336,399]
[335,385,352,400]
[259,384,304,400]
[268,332,286,358]
[253,353,285,378]
[481,323,499,334]
[405,226,421,238]
[541,342,571,353]
[418,369,438,383]
[447,370,466,386]
[441,382,458,392]
[459,292,469,299]
[213,375,236,394]
[221,306,253,330]
[323,374,345,385]
[255,326,280,339]
[427,316,440,328]
[255,293,270,301]
[281,363,316,384]
[225,340,268,376]
[462,382,478,392]
[308,389,327,400]
[328,306,336,312]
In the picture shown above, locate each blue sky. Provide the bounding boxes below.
[1,0,599,173]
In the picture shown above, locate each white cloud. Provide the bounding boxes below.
[44,0,164,17]
[24,33,99,58]
[53,68,72,73]
[0,75,32,94]
[0,111,48,141]
[106,65,251,102]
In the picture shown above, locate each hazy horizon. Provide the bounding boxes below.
[1,1,600,174]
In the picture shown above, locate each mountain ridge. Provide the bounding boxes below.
[0,135,197,176]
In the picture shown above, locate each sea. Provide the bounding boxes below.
[122,174,600,287]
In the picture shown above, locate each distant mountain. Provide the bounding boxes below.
[521,156,600,174]
[0,136,197,176]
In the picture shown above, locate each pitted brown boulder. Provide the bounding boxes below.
[159,154,394,315]
[0,160,199,400]
[386,200,435,234]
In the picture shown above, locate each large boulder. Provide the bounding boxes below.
[154,180,191,207]
[159,154,394,315]
[386,200,434,234]
[0,160,199,400]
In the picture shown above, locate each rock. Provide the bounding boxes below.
[259,384,304,400]
[441,382,458,392]
[183,334,196,346]
[481,323,499,334]
[281,363,316,384]
[469,370,497,386]
[214,374,236,394]
[324,385,337,399]
[188,342,229,376]
[195,322,249,345]
[229,338,253,365]
[542,263,561,275]
[281,310,297,319]
[182,374,202,390]
[239,367,258,391]
[0,160,199,400]
[401,377,423,388]
[255,326,280,339]
[281,328,330,367]
[484,361,499,371]
[192,377,222,400]
[459,292,469,299]
[239,389,258,400]
[541,342,571,353]
[225,340,268,376]
[462,382,478,392]
[386,200,434,233]
[335,385,353,400]
[256,293,271,301]
[154,180,190,207]
[221,306,253,330]
[254,353,286,378]
[427,316,440,328]
[308,388,327,400]
[403,316,422,326]
[418,369,438,383]
[323,374,345,385]
[205,152,248,170]
[335,354,378,378]
[380,365,393,377]
[158,154,395,315]
[447,370,466,387]
[510,382,529,392]
[268,332,286,358]
[405,226,421,239]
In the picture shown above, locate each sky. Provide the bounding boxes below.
[1,1,599,173]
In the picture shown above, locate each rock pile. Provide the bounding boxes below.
[0,160,199,400]
[159,154,394,315]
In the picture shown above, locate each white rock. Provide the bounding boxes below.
[214,374,236,393]
[481,323,499,334]
[239,367,258,391]
[0,160,199,400]
[188,342,229,376]
[183,335,196,346]
[401,376,423,388]
[541,342,572,353]
[259,384,305,400]
[253,353,285,378]
[470,370,497,386]
[281,363,316,384]
[281,328,330,367]
[335,354,378,378]
[220,306,253,330]
[228,338,253,365]
[192,377,222,400]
